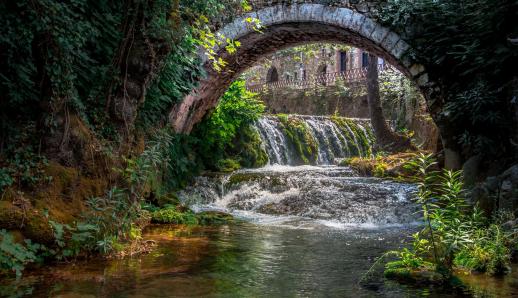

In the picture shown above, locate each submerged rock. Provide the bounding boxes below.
[195,211,234,225]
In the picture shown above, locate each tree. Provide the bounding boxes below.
[365,53,415,152]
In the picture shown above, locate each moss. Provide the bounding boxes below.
[277,115,318,165]
[0,201,54,245]
[227,172,263,186]
[216,159,241,173]
[341,153,421,181]
[151,208,198,225]
[331,117,361,156]
[151,207,233,226]
[232,125,268,168]
[195,211,234,225]
[331,116,375,158]
[384,268,443,284]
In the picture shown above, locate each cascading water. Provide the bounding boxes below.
[179,114,418,228]
[180,166,419,227]
[254,115,374,166]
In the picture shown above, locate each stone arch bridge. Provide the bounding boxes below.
[169,1,450,164]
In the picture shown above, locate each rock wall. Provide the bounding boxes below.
[260,86,370,117]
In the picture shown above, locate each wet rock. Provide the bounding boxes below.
[469,164,518,215]
[195,211,234,225]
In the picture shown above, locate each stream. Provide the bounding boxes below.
[1,117,517,297]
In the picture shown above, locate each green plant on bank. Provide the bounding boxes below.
[384,154,516,282]
[193,80,266,171]
[0,230,42,278]
[150,205,234,225]
[151,206,198,225]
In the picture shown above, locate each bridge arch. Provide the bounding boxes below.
[169,3,436,134]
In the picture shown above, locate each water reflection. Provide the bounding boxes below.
[4,222,512,297]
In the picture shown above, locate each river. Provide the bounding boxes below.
[1,117,516,297]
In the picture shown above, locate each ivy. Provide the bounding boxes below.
[380,0,518,159]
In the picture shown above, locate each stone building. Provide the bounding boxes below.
[243,45,384,86]
[241,44,438,151]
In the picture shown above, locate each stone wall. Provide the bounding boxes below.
[258,85,439,151]
[260,86,369,117]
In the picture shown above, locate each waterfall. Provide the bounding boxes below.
[254,115,374,165]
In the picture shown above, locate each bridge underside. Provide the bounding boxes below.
[169,22,427,134]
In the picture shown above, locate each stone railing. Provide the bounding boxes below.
[246,64,389,92]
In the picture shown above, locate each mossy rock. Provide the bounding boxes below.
[227,172,263,186]
[384,268,445,285]
[233,126,268,168]
[216,159,241,173]
[195,211,234,225]
[277,115,318,165]
[0,201,55,245]
[151,208,198,225]
[151,208,234,226]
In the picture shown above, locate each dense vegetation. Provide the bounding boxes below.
[192,80,267,172]
[381,0,518,167]
[0,0,261,276]
[381,154,517,282]
[0,0,516,289]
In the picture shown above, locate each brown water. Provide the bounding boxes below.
[3,222,517,298]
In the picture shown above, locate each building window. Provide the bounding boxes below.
[340,51,348,72]
[266,66,279,83]
[362,52,369,68]
[317,64,327,85]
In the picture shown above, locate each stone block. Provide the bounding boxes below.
[337,8,354,29]
[310,4,325,21]
[359,16,376,38]
[271,5,284,25]
[409,64,425,77]
[370,24,389,45]
[256,7,276,27]
[322,7,341,26]
[391,39,410,59]
[350,12,365,32]
[381,31,400,52]
[286,4,300,22]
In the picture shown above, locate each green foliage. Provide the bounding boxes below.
[193,80,265,171]
[380,0,518,158]
[137,34,203,129]
[229,125,269,169]
[0,0,124,139]
[151,207,198,225]
[0,230,42,278]
[216,159,242,173]
[385,154,516,281]
[0,169,14,193]
[151,206,234,225]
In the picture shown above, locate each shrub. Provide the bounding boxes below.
[383,153,515,282]
[151,208,198,225]
[0,230,42,278]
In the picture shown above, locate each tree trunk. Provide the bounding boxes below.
[366,53,415,153]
